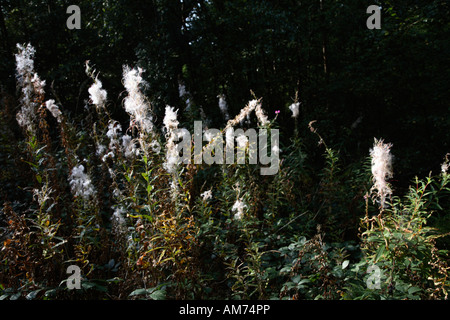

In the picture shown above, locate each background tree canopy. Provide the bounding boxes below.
[1,0,449,185]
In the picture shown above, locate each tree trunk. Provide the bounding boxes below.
[0,0,11,54]
[319,0,329,82]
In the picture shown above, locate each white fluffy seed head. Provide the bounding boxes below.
[163,106,179,132]
[150,140,161,153]
[232,199,247,220]
[105,120,122,155]
[88,79,107,107]
[96,144,107,156]
[255,103,269,126]
[163,106,181,174]
[106,120,122,140]
[15,43,35,78]
[123,66,145,94]
[31,73,45,96]
[122,134,139,158]
[179,83,187,98]
[370,139,393,209]
[218,94,230,121]
[201,189,213,201]
[69,164,96,200]
[164,143,179,174]
[45,99,63,123]
[122,66,154,133]
[112,206,126,226]
[227,99,259,128]
[15,43,45,133]
[236,134,248,150]
[289,102,300,118]
[441,154,449,174]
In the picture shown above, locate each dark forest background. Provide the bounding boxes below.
[1,0,448,186]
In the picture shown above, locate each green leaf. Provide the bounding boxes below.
[129,285,166,299]
[342,260,350,269]
[298,279,310,285]
[22,160,38,169]
[283,281,296,290]
[408,286,422,295]
[106,277,122,284]
[26,289,43,300]
[82,281,107,292]
[0,294,10,300]
[149,289,166,300]
[44,289,57,297]
[129,288,148,296]
[10,292,21,300]
[280,266,291,275]
[375,246,387,262]
[82,281,95,290]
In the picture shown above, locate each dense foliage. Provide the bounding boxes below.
[0,1,449,300]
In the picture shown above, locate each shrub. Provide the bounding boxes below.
[1,44,448,300]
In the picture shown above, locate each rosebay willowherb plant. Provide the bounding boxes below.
[1,43,449,300]
[345,145,450,300]
[355,172,450,299]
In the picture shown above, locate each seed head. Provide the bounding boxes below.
[45,99,63,123]
[370,138,393,209]
[88,79,107,108]
[289,102,300,118]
